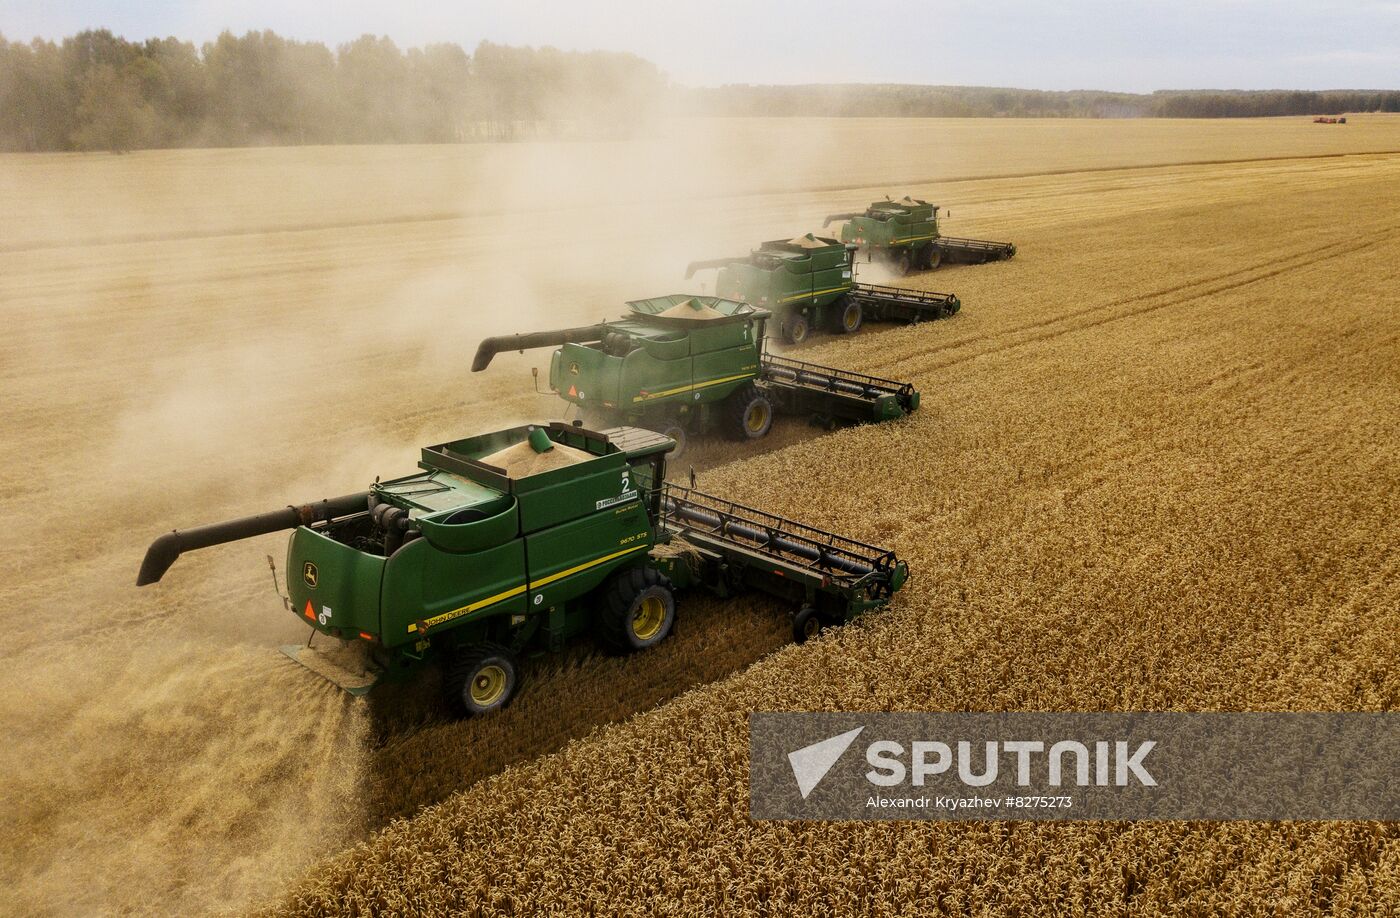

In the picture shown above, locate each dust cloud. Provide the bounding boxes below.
[0,639,368,915]
[0,114,859,915]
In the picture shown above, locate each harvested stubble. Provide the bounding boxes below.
[272,153,1400,915]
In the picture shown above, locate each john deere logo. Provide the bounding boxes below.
[569,362,580,375]
[303,562,319,588]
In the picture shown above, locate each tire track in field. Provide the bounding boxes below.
[821,237,1400,561]
[7,149,1400,256]
[901,265,1400,569]
[877,225,1400,380]
[1009,328,1397,520]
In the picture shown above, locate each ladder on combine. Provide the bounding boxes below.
[850,282,961,323]
[936,235,1017,264]
[760,344,919,421]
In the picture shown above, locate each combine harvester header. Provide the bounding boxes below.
[138,421,908,714]
[824,195,1016,274]
[473,294,919,456]
[685,234,960,344]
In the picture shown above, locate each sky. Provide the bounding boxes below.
[4,0,1399,92]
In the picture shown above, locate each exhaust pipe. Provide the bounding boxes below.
[822,212,863,228]
[137,491,370,586]
[471,324,609,372]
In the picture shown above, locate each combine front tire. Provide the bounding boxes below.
[830,299,862,334]
[598,566,675,652]
[922,245,942,271]
[781,313,811,345]
[446,642,519,717]
[792,605,823,644]
[727,383,774,440]
[656,419,688,459]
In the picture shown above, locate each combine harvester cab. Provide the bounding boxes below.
[687,233,961,345]
[824,195,1016,274]
[138,422,909,714]
[473,294,920,457]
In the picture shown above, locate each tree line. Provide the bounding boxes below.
[1149,89,1400,118]
[0,29,666,151]
[682,84,1400,120]
[3,29,1399,153]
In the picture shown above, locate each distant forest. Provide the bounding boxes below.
[684,84,1400,120]
[0,30,665,151]
[2,29,1398,152]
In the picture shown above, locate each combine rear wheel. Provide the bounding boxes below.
[446,642,519,716]
[597,566,675,652]
[896,250,913,275]
[792,605,823,644]
[829,299,862,334]
[726,383,774,440]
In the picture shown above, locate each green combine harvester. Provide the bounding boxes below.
[137,421,908,715]
[684,234,961,344]
[472,294,920,456]
[824,195,1016,274]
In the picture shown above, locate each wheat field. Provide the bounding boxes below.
[2,116,1398,915]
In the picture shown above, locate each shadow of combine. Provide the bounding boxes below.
[360,592,789,827]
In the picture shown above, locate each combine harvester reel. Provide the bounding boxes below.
[685,233,959,345]
[472,294,919,458]
[137,422,909,713]
[824,195,1016,275]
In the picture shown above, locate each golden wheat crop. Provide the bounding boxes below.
[2,116,1397,915]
